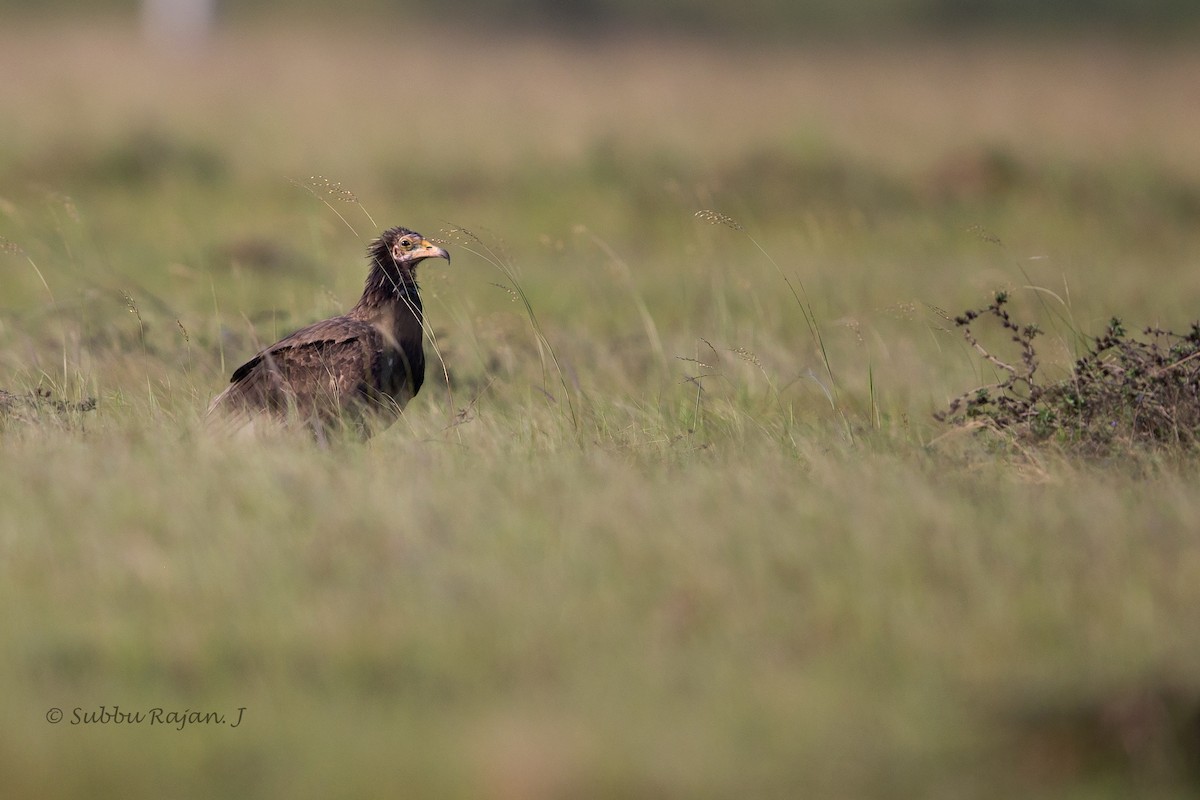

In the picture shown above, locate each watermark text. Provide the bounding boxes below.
[46,705,245,730]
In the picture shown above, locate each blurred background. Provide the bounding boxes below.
[6,0,1200,35]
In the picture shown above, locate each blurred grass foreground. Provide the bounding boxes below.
[2,2,1200,799]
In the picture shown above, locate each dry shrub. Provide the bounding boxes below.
[938,293,1200,454]
[0,388,96,427]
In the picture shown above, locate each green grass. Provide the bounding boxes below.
[3,20,1200,799]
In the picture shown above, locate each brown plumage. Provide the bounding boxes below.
[208,226,450,437]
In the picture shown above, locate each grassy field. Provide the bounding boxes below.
[3,18,1200,799]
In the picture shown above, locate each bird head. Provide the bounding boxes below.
[380,226,450,271]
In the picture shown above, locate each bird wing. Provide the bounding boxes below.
[213,316,384,419]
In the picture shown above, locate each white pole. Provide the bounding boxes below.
[142,0,216,49]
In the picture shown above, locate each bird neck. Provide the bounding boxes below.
[353,265,423,322]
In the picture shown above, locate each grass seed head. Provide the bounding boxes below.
[694,210,745,231]
[306,175,360,204]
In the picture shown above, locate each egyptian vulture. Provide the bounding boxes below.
[208,226,449,436]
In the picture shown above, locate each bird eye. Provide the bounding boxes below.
[399,238,414,249]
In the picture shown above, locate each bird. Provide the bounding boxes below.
[208,225,450,438]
